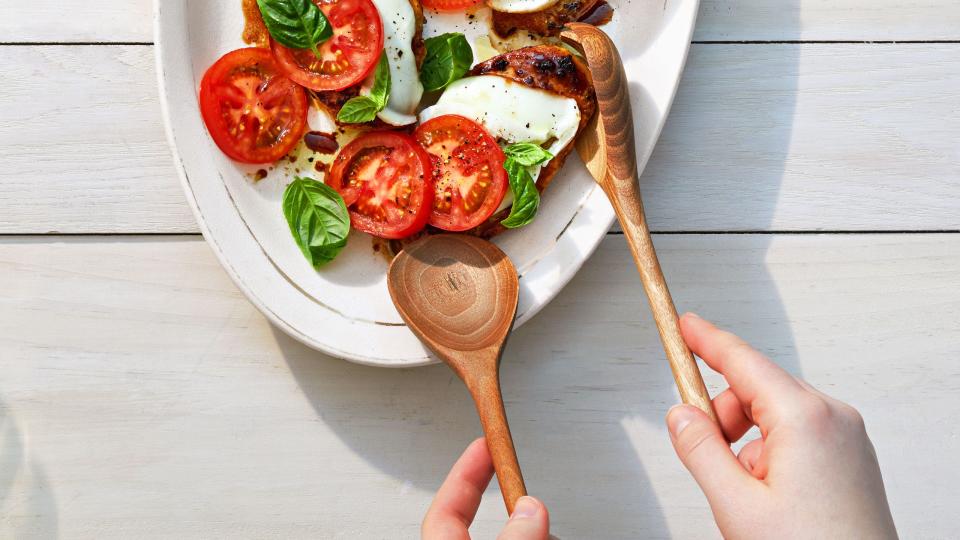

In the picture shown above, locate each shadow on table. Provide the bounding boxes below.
[276,1,803,535]
[0,398,59,538]
[276,323,673,537]
[276,238,803,538]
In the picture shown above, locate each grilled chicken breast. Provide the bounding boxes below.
[491,0,602,37]
[467,45,596,238]
[470,45,595,129]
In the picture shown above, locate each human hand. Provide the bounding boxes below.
[667,313,897,539]
[422,438,550,540]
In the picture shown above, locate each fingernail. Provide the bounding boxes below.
[685,312,701,320]
[511,496,540,519]
[667,405,694,437]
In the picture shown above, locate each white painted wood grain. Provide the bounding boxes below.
[0,0,153,43]
[2,0,958,42]
[695,0,960,41]
[0,46,196,233]
[0,1,154,43]
[2,43,958,233]
[1,234,958,538]
[644,41,960,232]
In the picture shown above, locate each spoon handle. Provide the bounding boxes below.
[604,176,718,422]
[579,23,718,422]
[465,368,527,515]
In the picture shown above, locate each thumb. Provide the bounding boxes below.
[666,405,755,503]
[497,496,549,540]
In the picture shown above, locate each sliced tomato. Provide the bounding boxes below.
[421,0,482,12]
[328,131,434,239]
[271,0,384,92]
[199,48,308,164]
[414,115,508,232]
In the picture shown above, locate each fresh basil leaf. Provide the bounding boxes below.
[369,54,391,108]
[500,159,541,229]
[337,97,380,123]
[257,0,332,58]
[503,142,553,167]
[283,177,350,267]
[337,55,391,123]
[500,143,550,227]
[420,33,473,92]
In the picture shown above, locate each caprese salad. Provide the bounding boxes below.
[199,0,607,268]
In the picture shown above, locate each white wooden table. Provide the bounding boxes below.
[2,1,959,538]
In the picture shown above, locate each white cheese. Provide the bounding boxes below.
[365,0,424,126]
[487,0,561,14]
[419,74,580,177]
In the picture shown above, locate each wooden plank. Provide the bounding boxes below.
[644,41,960,232]
[0,1,153,43]
[695,0,960,41]
[0,45,196,233]
[2,0,958,42]
[2,44,958,233]
[1,234,958,538]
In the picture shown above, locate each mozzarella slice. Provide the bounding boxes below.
[487,0,561,14]
[420,75,580,176]
[364,0,424,126]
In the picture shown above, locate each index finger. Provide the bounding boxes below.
[422,438,495,540]
[680,313,806,426]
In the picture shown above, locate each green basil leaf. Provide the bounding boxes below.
[337,97,380,123]
[337,54,391,123]
[500,158,541,229]
[420,33,473,92]
[283,177,350,267]
[503,142,553,167]
[257,0,332,58]
[369,54,392,108]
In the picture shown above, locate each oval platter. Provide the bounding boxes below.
[154,0,699,366]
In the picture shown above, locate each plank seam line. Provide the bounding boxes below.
[692,40,960,44]
[1,230,958,238]
[617,230,960,235]
[0,41,153,46]
[2,40,959,47]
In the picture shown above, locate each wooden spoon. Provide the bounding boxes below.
[387,234,527,514]
[561,23,718,422]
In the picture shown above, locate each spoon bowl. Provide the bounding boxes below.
[388,234,527,514]
[389,235,517,361]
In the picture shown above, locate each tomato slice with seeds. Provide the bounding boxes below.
[328,131,434,239]
[199,48,308,164]
[421,0,483,13]
[414,115,508,232]
[271,0,384,92]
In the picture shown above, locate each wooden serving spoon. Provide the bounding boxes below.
[561,23,718,422]
[387,234,527,514]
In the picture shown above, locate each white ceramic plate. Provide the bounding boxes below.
[154,0,698,366]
